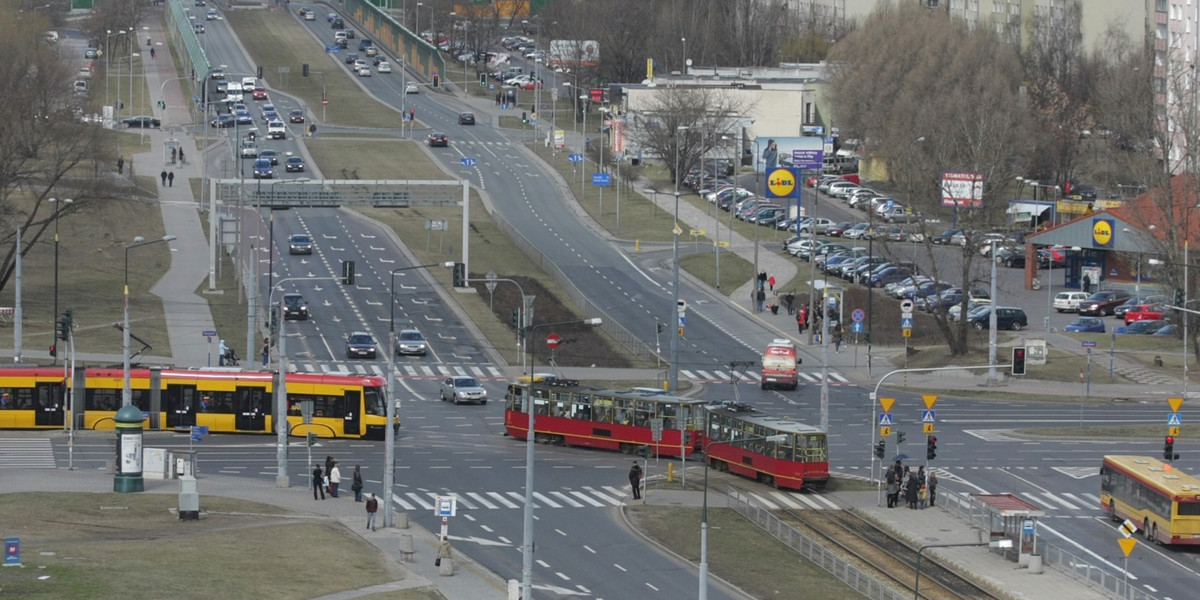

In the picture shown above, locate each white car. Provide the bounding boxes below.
[440,376,487,405]
[1053,291,1092,313]
[304,9,316,21]
[798,218,835,234]
[405,82,419,94]
[357,66,372,77]
[376,61,391,73]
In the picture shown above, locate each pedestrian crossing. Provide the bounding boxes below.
[289,363,508,380]
[678,369,853,386]
[0,438,57,469]
[388,486,839,511]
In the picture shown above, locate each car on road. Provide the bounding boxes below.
[1125,304,1167,326]
[1064,317,1106,333]
[193,23,205,34]
[252,158,273,179]
[122,116,161,129]
[210,114,234,128]
[1114,320,1168,335]
[345,332,378,359]
[357,66,372,77]
[458,112,475,125]
[376,61,391,73]
[1078,290,1133,316]
[440,376,487,405]
[206,8,218,20]
[285,156,305,172]
[405,82,419,94]
[1052,291,1091,312]
[258,149,279,165]
[289,109,306,123]
[234,110,253,125]
[239,138,258,158]
[281,293,308,320]
[252,87,268,100]
[395,329,428,356]
[210,67,226,80]
[428,132,448,147]
[288,233,312,254]
[968,306,1028,331]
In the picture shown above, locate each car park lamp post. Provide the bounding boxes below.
[50,198,72,366]
[914,539,1013,600]
[383,262,453,528]
[521,318,602,600]
[123,235,176,406]
[699,434,785,600]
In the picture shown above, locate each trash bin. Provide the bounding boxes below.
[1028,554,1043,574]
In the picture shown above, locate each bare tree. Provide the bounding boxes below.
[827,2,1029,355]
[627,86,751,188]
[1021,1,1091,188]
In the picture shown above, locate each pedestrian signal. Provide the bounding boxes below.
[1165,435,1178,461]
[1011,347,1027,375]
[342,260,355,285]
[49,345,56,358]
[873,440,885,459]
[452,262,466,287]
[926,436,938,460]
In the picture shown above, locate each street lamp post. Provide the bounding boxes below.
[699,434,786,600]
[384,263,453,528]
[670,126,688,392]
[123,235,176,406]
[521,318,602,600]
[105,29,127,111]
[49,198,72,366]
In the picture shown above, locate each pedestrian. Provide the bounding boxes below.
[1082,273,1092,293]
[916,465,926,485]
[918,483,929,509]
[768,275,776,291]
[798,306,809,332]
[365,493,379,530]
[757,271,767,290]
[905,474,919,509]
[178,147,185,163]
[796,311,804,334]
[756,288,766,313]
[171,147,177,162]
[885,470,898,508]
[409,108,415,121]
[436,536,452,567]
[262,337,270,367]
[312,464,325,500]
[160,169,168,186]
[784,291,795,315]
[495,92,502,106]
[218,339,228,366]
[329,460,342,497]
[150,47,156,59]
[147,36,152,47]
[117,156,124,174]
[833,323,844,352]
[309,124,317,137]
[167,171,174,187]
[928,471,938,507]
[352,464,364,502]
[628,461,643,499]
[324,455,335,492]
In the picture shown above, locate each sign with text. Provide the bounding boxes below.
[941,171,985,208]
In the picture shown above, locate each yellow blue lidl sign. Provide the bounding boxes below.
[766,168,799,198]
[1091,218,1114,248]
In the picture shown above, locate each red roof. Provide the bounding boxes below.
[1109,174,1200,246]
[973,493,1045,516]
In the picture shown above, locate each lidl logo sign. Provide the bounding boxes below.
[1092,218,1114,248]
[766,168,799,198]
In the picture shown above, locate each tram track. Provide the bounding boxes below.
[778,506,1002,600]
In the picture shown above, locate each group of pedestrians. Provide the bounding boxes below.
[885,460,937,509]
[159,170,175,187]
[311,457,380,530]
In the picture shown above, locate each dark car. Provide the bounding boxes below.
[258,149,279,165]
[345,331,377,359]
[1114,320,1168,335]
[289,109,306,123]
[1113,295,1168,318]
[344,52,360,65]
[285,156,305,172]
[1078,290,1133,316]
[458,112,476,125]
[122,116,161,129]
[281,293,308,320]
[209,114,235,128]
[931,229,962,245]
[1064,317,1105,333]
[826,221,854,237]
[288,233,312,255]
[968,306,1029,331]
[993,247,1026,268]
[251,158,273,179]
[428,132,449,147]
[331,17,344,29]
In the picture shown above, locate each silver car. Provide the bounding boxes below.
[440,376,487,405]
[395,329,428,356]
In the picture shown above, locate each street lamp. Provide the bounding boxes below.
[699,434,785,600]
[415,2,425,35]
[670,125,688,392]
[384,262,453,528]
[123,235,176,406]
[105,29,127,110]
[521,317,602,600]
[49,197,72,366]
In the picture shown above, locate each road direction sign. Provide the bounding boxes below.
[546,333,561,350]
[921,410,936,423]
[851,308,865,323]
[901,317,914,329]
[851,322,864,333]
[878,413,894,426]
[1168,412,1183,426]
[568,153,584,163]
[592,173,611,186]
[791,149,824,170]
[202,329,217,337]
[1082,341,1097,348]
[460,157,477,167]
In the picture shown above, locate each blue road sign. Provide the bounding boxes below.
[1081,341,1098,348]
[568,153,584,163]
[851,322,863,333]
[678,315,685,327]
[851,308,865,323]
[592,172,611,186]
[791,149,824,170]
[460,157,477,167]
[1169,412,1183,426]
[884,200,895,211]
[921,410,936,423]
[878,413,894,426]
[202,329,217,337]
[194,425,209,435]
[901,317,914,329]
[325,46,340,53]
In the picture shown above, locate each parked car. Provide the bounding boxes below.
[842,223,870,239]
[395,329,428,356]
[1113,295,1168,318]
[798,218,835,234]
[345,332,378,359]
[440,376,487,405]
[968,307,1028,331]
[826,222,854,237]
[1064,317,1106,333]
[949,298,992,322]
[1125,304,1167,326]
[932,229,961,245]
[1078,290,1133,316]
[992,247,1026,268]
[1053,291,1091,312]
[1114,320,1168,335]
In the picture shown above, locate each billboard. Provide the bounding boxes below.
[941,171,984,208]
[549,40,600,68]
[753,136,824,174]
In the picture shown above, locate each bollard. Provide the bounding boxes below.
[398,533,414,563]
[438,556,454,576]
[667,462,675,483]
[1028,554,1043,574]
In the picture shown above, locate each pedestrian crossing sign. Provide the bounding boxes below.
[1168,412,1182,426]
[879,426,891,437]
[878,413,893,426]
[923,423,935,434]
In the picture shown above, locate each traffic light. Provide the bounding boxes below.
[257,65,263,79]
[303,63,309,77]
[56,311,71,341]
[342,260,355,285]
[926,435,938,460]
[49,345,56,358]
[656,321,665,334]
[452,262,465,287]
[874,440,885,459]
[1165,436,1177,461]
[480,72,487,86]
[521,111,528,124]
[1011,347,1027,375]
[432,74,439,88]
[896,430,906,445]
[512,308,520,329]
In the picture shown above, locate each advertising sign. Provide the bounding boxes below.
[765,168,798,198]
[754,136,824,174]
[941,171,985,208]
[549,40,600,68]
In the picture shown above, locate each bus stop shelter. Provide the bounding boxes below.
[973,493,1046,566]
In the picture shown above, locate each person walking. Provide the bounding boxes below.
[436,536,452,567]
[928,471,938,507]
[365,493,379,530]
[784,291,795,315]
[324,455,335,493]
[833,323,844,352]
[1082,273,1092,293]
[312,464,325,500]
[328,460,342,497]
[628,461,643,500]
[170,147,177,162]
[768,274,776,291]
[117,156,124,174]
[218,339,228,366]
[755,288,766,313]
[352,464,364,502]
[167,171,174,187]
[261,337,270,367]
[178,147,185,164]
[160,170,168,186]
[798,305,809,333]
[409,108,415,121]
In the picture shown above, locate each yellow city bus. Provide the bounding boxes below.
[1100,455,1200,545]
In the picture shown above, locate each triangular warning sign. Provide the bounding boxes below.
[1118,537,1137,557]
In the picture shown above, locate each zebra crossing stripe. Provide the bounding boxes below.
[830,373,850,383]
[797,373,819,383]
[466,492,496,509]
[569,491,607,507]
[694,370,715,381]
[393,494,416,511]
[602,485,628,498]
[768,491,806,509]
[584,486,623,506]
[679,370,698,380]
[0,439,55,468]
[405,492,435,510]
[487,492,521,509]
[532,492,562,508]
[748,492,780,510]
[504,492,528,507]
[1038,492,1080,510]
[810,494,840,509]
[550,491,584,507]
